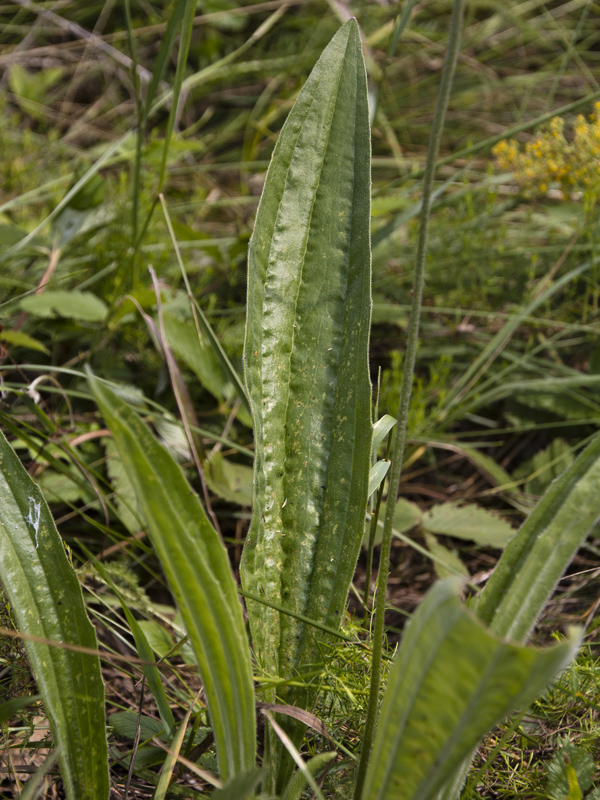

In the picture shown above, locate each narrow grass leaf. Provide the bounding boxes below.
[163,310,232,404]
[477,431,600,642]
[20,748,62,800]
[0,694,41,725]
[86,550,175,737]
[144,0,187,116]
[281,752,337,800]
[153,705,192,800]
[263,711,327,800]
[362,579,579,800]
[88,374,255,779]
[443,261,593,410]
[157,0,196,190]
[0,430,109,800]
[160,196,251,417]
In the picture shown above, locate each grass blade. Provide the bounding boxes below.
[20,748,62,800]
[144,0,188,117]
[153,704,192,800]
[0,430,109,800]
[85,549,176,737]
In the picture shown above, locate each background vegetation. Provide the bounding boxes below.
[1,0,600,797]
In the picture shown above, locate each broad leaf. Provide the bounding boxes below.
[423,502,514,548]
[163,310,233,405]
[241,16,372,707]
[205,452,253,506]
[88,374,255,779]
[0,430,108,800]
[19,290,108,322]
[424,533,469,580]
[109,712,165,742]
[0,329,49,354]
[362,579,578,800]
[477,431,600,642]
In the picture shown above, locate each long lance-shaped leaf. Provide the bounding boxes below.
[88,374,255,779]
[0,430,108,800]
[477,431,600,643]
[435,405,600,800]
[241,17,372,698]
[362,579,579,800]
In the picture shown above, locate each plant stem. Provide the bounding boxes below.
[353,2,465,797]
[123,0,142,290]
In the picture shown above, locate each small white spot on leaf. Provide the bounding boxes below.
[26,497,42,548]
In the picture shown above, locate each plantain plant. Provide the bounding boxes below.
[1,10,600,800]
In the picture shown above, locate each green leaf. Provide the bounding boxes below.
[163,310,232,404]
[88,552,175,737]
[37,467,90,506]
[422,502,514,548]
[153,707,191,800]
[19,290,108,322]
[205,452,253,506]
[281,752,336,800]
[513,438,574,497]
[9,64,63,120]
[143,0,187,116]
[423,533,469,580]
[88,374,255,779]
[103,437,142,534]
[477,432,600,642]
[241,16,372,710]
[0,329,49,354]
[458,444,527,506]
[20,749,62,800]
[362,579,579,800]
[209,769,264,799]
[0,694,41,725]
[0,430,109,800]
[109,712,165,742]
[546,739,594,800]
[138,619,175,658]
[369,461,390,499]
[393,498,422,533]
[372,415,397,453]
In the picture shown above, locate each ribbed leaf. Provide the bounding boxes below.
[477,432,600,642]
[362,579,578,800]
[0,430,108,800]
[241,16,372,699]
[88,375,255,779]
